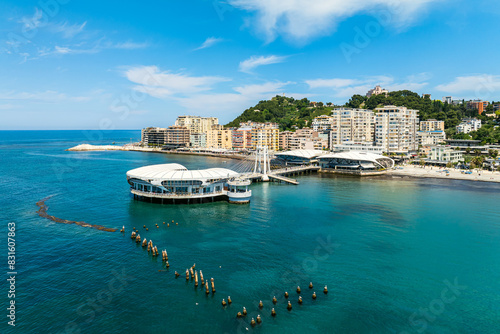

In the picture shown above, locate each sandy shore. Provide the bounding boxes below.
[388,165,500,183]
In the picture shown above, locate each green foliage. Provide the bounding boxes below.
[226,92,500,143]
[225,95,333,131]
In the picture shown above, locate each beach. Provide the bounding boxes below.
[388,164,500,183]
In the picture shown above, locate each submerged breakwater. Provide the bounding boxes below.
[36,197,117,232]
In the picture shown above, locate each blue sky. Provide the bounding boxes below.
[1,0,499,130]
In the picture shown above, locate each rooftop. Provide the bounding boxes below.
[127,163,239,182]
[275,149,326,159]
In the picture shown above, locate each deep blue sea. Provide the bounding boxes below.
[1,130,500,334]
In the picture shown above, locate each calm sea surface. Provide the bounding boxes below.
[1,130,499,334]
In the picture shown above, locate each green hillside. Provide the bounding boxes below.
[225,95,333,131]
[226,92,500,143]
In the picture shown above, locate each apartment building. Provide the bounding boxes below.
[329,108,375,146]
[374,106,419,153]
[420,119,445,131]
[466,100,489,115]
[311,115,336,132]
[232,126,253,150]
[206,124,233,149]
[141,126,190,147]
[251,124,279,151]
[417,131,446,146]
[456,118,482,134]
[287,128,328,151]
[175,116,218,134]
[190,133,207,148]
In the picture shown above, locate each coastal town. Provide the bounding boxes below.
[72,86,500,178]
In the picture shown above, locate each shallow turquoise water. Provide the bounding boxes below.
[1,130,500,334]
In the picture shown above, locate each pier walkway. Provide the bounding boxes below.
[241,165,320,185]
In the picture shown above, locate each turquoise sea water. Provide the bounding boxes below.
[1,130,500,334]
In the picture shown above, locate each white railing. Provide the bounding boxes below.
[271,165,320,174]
[131,188,225,198]
[227,190,252,198]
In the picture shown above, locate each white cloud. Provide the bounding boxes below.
[125,65,230,97]
[38,40,148,57]
[19,8,43,30]
[194,37,224,50]
[109,41,150,50]
[239,55,287,73]
[51,21,87,39]
[233,81,293,98]
[436,75,500,98]
[305,78,360,89]
[228,0,439,43]
[123,65,293,120]
[175,81,292,117]
[305,74,430,99]
[0,90,91,103]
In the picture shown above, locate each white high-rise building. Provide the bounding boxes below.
[374,106,419,153]
[329,108,375,147]
[175,116,219,135]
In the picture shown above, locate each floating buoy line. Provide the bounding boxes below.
[127,222,330,328]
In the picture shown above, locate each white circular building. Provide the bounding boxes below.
[274,149,327,165]
[126,163,251,204]
[318,151,394,173]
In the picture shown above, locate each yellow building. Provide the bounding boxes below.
[206,124,233,149]
[251,125,279,151]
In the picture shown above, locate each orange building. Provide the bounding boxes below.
[467,100,489,115]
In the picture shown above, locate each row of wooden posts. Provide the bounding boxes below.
[125,225,328,328]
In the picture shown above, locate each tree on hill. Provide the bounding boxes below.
[225,91,500,143]
[225,95,333,131]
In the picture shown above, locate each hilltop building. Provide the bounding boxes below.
[366,85,389,98]
[442,96,453,104]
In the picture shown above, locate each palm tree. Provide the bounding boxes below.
[471,156,485,169]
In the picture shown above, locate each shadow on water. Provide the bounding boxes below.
[337,203,407,227]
